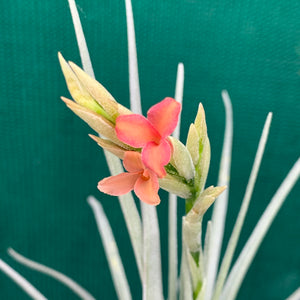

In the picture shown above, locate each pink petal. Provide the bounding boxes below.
[115,114,161,147]
[147,97,181,138]
[142,139,172,178]
[134,170,160,205]
[123,151,144,173]
[98,172,139,196]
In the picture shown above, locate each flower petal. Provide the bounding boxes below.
[142,139,172,178]
[115,114,161,147]
[134,170,160,205]
[98,172,139,196]
[123,151,144,173]
[147,97,181,138]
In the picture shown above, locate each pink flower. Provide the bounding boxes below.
[98,151,160,205]
[115,97,181,178]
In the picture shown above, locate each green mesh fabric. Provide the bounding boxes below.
[0,1,299,299]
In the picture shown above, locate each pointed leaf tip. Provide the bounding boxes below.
[194,103,207,136]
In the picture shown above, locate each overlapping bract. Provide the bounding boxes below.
[59,53,219,206]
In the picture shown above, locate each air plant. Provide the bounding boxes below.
[1,0,299,300]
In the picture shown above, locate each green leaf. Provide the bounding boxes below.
[168,62,184,300]
[88,197,132,300]
[205,90,233,300]
[67,0,143,281]
[221,158,300,300]
[0,258,47,300]
[8,248,95,300]
[212,113,272,300]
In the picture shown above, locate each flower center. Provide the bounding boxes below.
[141,170,150,181]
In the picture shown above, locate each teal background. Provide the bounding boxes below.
[0,0,299,299]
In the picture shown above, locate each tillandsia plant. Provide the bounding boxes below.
[58,49,229,297]
[1,1,299,300]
